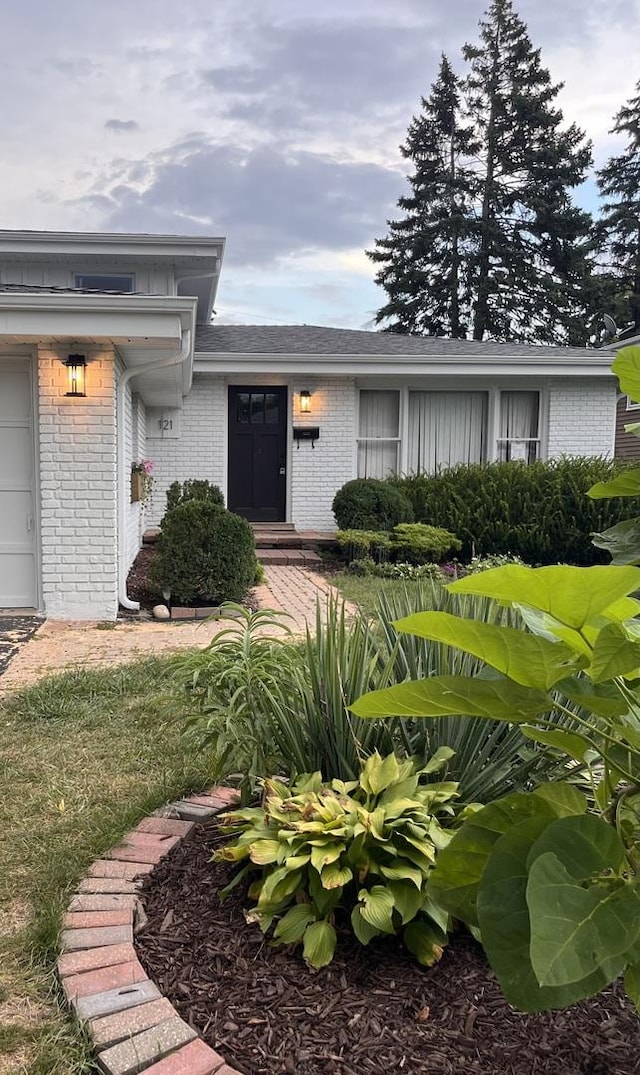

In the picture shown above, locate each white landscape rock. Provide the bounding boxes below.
[152,604,171,621]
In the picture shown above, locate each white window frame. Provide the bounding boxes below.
[355,383,548,476]
[73,272,135,292]
[356,389,402,478]
[496,388,543,464]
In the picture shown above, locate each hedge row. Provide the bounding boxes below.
[389,458,634,565]
[332,459,635,567]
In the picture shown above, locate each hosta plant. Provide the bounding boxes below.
[215,750,463,969]
[351,563,640,1013]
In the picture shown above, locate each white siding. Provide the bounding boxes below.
[1,262,175,294]
[547,379,616,459]
[37,345,118,620]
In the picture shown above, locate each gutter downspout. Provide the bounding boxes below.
[117,329,191,611]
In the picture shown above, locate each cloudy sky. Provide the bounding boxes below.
[1,0,638,326]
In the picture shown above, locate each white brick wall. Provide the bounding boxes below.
[289,378,357,529]
[145,376,226,526]
[37,345,118,620]
[547,379,616,459]
[145,374,356,531]
[120,363,148,574]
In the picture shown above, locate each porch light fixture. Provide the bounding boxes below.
[299,390,311,414]
[64,354,86,397]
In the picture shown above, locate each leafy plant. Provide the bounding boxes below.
[332,478,413,531]
[165,478,225,513]
[178,605,299,801]
[373,580,581,804]
[215,751,461,968]
[346,559,445,581]
[390,522,461,564]
[150,501,257,605]
[391,457,633,564]
[352,563,640,1012]
[589,345,640,566]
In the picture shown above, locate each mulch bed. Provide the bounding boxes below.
[124,547,259,615]
[136,821,640,1075]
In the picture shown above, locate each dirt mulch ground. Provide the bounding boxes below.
[135,822,640,1075]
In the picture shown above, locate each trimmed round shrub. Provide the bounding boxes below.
[332,478,413,531]
[150,501,256,605]
[166,479,224,514]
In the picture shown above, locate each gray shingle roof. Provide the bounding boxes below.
[195,323,601,358]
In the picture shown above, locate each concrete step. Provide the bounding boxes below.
[258,549,323,567]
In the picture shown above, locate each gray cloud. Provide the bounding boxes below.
[84,138,404,268]
[104,119,139,133]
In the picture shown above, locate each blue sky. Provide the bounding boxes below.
[0,0,638,326]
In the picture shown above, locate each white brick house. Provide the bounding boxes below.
[0,230,617,620]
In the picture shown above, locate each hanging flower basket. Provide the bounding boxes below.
[131,460,154,506]
[131,471,146,502]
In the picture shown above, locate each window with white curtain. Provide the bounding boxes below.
[408,391,488,473]
[498,391,540,463]
[357,390,400,478]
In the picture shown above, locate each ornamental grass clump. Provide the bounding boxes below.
[215,750,461,969]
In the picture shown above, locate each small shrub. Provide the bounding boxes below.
[150,501,256,605]
[216,751,459,968]
[346,559,446,581]
[336,529,391,563]
[390,523,461,564]
[332,478,413,531]
[166,479,225,513]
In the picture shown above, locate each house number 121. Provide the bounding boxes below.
[159,418,173,431]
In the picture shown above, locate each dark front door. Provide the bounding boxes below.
[228,387,287,521]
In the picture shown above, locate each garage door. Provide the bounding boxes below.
[0,360,37,608]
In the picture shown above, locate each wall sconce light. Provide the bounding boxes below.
[64,354,87,397]
[299,390,311,414]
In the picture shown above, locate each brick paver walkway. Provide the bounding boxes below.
[0,567,351,696]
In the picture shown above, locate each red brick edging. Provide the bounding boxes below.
[57,786,241,1075]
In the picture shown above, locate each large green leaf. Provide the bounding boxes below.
[587,470,640,499]
[448,565,640,630]
[302,919,337,968]
[273,904,318,944]
[526,852,640,989]
[530,783,587,817]
[520,726,593,763]
[555,676,629,719]
[388,880,425,924]
[350,675,550,722]
[592,519,640,567]
[427,793,558,927]
[526,813,625,878]
[612,345,640,402]
[476,819,619,1011]
[393,612,580,690]
[358,884,396,934]
[403,918,446,967]
[590,622,640,682]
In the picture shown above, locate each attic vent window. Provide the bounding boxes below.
[74,273,134,292]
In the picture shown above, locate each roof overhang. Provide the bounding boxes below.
[0,291,197,407]
[0,230,225,325]
[194,349,617,378]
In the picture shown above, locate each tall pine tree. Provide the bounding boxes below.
[596,81,640,333]
[367,55,477,337]
[369,0,594,343]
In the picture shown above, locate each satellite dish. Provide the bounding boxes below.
[602,313,618,341]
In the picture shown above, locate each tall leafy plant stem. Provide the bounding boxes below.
[548,703,637,785]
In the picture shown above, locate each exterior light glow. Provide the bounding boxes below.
[65,355,86,397]
[299,390,311,414]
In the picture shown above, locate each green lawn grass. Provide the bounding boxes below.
[331,572,426,616]
[0,656,211,1075]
